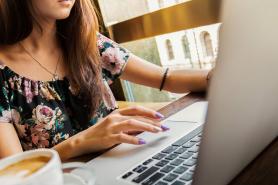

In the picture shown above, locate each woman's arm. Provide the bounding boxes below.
[0,123,23,159]
[120,54,209,93]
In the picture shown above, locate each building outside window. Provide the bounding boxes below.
[201,31,214,58]
[181,35,192,61]
[158,0,164,8]
[166,39,175,60]
[97,0,221,102]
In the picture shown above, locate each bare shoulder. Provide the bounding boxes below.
[0,49,7,67]
[0,45,20,66]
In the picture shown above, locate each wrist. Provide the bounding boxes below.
[205,69,213,87]
[53,132,85,161]
[159,68,169,91]
[207,68,214,81]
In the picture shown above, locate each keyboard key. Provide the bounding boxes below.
[180,152,193,159]
[172,136,190,146]
[173,166,188,174]
[192,153,198,159]
[189,166,196,173]
[183,159,197,167]
[170,158,184,166]
[153,153,166,160]
[132,167,159,183]
[174,148,187,154]
[180,172,193,181]
[122,171,133,179]
[163,173,178,182]
[191,137,201,142]
[142,172,164,185]
[171,181,186,185]
[162,146,178,154]
[160,165,175,173]
[182,142,195,148]
[155,182,167,185]
[133,165,140,172]
[143,159,154,165]
[133,165,148,173]
[188,146,199,153]
[137,166,148,173]
[156,160,170,167]
[165,154,178,160]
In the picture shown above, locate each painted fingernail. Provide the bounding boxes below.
[138,138,146,145]
[153,126,163,132]
[155,112,164,119]
[161,125,170,131]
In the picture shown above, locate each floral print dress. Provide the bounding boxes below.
[0,33,130,150]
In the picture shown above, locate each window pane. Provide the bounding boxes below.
[121,37,172,102]
[98,0,191,26]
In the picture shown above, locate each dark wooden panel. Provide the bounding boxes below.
[109,0,222,43]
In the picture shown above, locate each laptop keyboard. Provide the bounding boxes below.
[121,130,202,185]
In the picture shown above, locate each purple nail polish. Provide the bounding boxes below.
[161,125,170,131]
[155,112,164,119]
[138,138,146,145]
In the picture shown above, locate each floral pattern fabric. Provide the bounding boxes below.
[0,33,130,150]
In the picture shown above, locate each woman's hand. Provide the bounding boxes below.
[54,106,169,160]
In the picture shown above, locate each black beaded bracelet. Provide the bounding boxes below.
[159,68,169,91]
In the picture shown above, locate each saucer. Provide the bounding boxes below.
[62,163,96,185]
[63,173,88,185]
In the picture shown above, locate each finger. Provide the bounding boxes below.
[131,116,170,131]
[112,119,163,133]
[105,114,161,127]
[123,116,169,131]
[116,115,161,127]
[115,116,170,132]
[105,114,170,132]
[112,134,146,145]
[132,116,162,127]
[118,106,164,120]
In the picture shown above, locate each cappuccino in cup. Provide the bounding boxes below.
[0,156,50,179]
[0,149,96,185]
[0,149,63,185]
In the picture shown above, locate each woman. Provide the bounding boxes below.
[0,0,210,161]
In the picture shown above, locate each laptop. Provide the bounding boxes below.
[86,0,278,184]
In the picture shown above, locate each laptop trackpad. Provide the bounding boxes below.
[166,101,208,123]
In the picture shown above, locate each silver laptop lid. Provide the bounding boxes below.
[193,0,278,185]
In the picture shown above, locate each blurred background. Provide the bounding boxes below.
[94,0,220,103]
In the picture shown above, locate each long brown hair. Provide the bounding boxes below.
[0,0,103,122]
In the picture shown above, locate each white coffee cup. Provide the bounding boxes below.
[0,149,95,185]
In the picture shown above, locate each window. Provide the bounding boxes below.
[181,35,192,60]
[98,0,188,26]
[158,0,164,8]
[166,39,175,60]
[201,31,214,57]
[97,0,220,102]
[157,0,189,9]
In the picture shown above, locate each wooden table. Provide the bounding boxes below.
[71,93,278,185]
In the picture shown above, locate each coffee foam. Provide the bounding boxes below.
[0,156,50,184]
